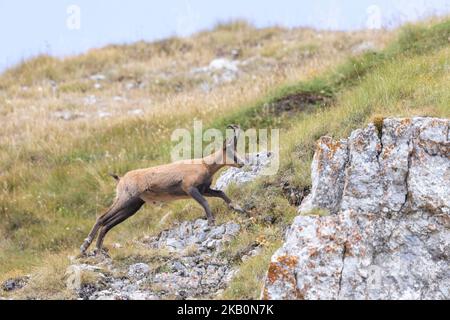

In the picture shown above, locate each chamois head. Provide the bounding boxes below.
[223,124,245,168]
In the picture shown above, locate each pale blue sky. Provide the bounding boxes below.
[1,0,449,72]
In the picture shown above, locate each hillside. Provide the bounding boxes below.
[1,18,449,299]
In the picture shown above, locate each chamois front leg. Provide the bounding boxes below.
[204,188,245,214]
[187,187,215,226]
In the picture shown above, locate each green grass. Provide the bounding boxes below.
[388,19,450,55]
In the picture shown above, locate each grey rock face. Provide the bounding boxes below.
[298,136,348,215]
[1,276,29,292]
[263,117,449,300]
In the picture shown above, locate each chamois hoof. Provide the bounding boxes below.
[207,219,216,226]
[79,237,92,254]
[93,247,110,258]
[79,244,88,253]
[76,254,85,260]
[77,250,88,259]
[78,249,87,258]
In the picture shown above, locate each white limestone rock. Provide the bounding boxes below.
[263,117,450,300]
[215,152,273,191]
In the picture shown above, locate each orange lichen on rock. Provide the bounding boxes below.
[308,247,319,258]
[381,144,394,159]
[395,118,412,135]
[266,255,298,284]
[277,255,298,267]
[315,136,346,172]
[321,137,343,159]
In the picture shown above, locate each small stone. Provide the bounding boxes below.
[209,58,239,72]
[225,223,240,236]
[2,276,29,292]
[166,238,184,250]
[128,291,151,300]
[194,219,208,229]
[53,110,86,121]
[125,82,135,90]
[128,109,144,116]
[172,261,186,274]
[65,264,104,292]
[200,82,211,93]
[231,48,241,59]
[205,239,217,249]
[83,95,97,106]
[112,242,122,249]
[90,74,106,81]
[113,96,125,102]
[209,225,225,239]
[97,111,112,118]
[128,263,150,279]
[187,232,204,245]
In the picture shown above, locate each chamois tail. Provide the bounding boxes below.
[108,173,121,182]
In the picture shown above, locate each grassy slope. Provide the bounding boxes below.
[1,18,449,299]
[0,22,384,281]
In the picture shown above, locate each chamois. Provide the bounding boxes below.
[80,125,245,255]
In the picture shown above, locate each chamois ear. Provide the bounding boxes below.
[229,124,241,139]
[224,124,241,149]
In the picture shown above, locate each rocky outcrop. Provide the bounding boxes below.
[263,117,449,300]
[66,219,241,300]
[1,276,29,293]
[215,152,273,190]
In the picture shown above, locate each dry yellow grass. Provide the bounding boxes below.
[0,25,391,154]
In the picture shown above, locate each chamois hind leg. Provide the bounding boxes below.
[95,197,145,253]
[80,204,117,254]
[80,194,129,254]
[188,187,215,226]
